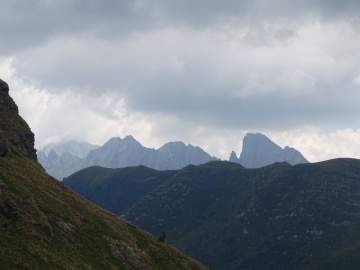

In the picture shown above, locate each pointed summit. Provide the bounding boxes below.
[230,133,308,168]
[229,151,239,163]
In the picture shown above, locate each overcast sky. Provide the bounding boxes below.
[1,0,360,161]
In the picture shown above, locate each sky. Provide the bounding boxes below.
[1,0,360,162]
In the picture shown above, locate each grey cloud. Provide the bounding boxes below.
[126,83,360,131]
[0,0,139,54]
[2,0,360,55]
[145,0,360,26]
[2,0,360,137]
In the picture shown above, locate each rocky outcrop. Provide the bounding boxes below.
[0,79,37,160]
[0,79,9,93]
[0,198,20,221]
[229,151,239,163]
[230,133,308,168]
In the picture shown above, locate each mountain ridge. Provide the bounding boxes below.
[38,133,308,180]
[64,157,360,269]
[38,136,218,180]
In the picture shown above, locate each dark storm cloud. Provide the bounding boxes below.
[0,0,141,54]
[2,0,359,54]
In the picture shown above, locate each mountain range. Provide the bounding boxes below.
[64,158,360,269]
[38,133,308,180]
[0,79,207,269]
[38,136,217,180]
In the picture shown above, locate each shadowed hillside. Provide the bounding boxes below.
[65,157,360,269]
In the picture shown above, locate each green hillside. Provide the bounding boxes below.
[65,157,360,269]
[64,166,177,216]
[0,79,207,269]
[125,159,360,269]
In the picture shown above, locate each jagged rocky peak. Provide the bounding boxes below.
[159,141,187,151]
[103,135,140,148]
[123,135,136,141]
[0,79,37,160]
[123,135,142,146]
[230,133,308,168]
[229,151,239,163]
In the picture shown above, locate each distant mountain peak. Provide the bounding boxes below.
[105,136,122,144]
[229,132,308,168]
[229,151,239,163]
[159,141,187,150]
[123,135,136,141]
[39,136,217,180]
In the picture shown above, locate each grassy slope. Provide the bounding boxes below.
[0,151,207,270]
[63,166,177,216]
[123,159,360,269]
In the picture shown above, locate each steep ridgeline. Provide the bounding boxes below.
[0,79,207,270]
[64,159,360,270]
[230,133,308,168]
[38,136,217,180]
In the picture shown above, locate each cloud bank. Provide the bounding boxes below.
[1,0,360,161]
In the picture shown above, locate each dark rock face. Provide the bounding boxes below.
[0,79,37,160]
[0,142,9,157]
[0,198,20,221]
[0,79,9,93]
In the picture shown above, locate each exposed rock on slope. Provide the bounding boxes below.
[230,133,308,168]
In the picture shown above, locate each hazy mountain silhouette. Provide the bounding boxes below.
[38,136,217,180]
[229,133,308,168]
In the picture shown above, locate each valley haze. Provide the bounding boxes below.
[1,0,360,163]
